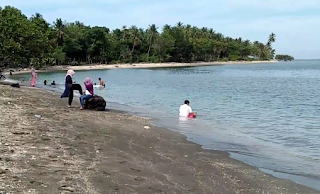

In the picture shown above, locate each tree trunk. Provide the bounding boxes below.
[147,44,151,61]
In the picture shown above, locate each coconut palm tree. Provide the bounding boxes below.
[53,18,65,46]
[146,24,158,61]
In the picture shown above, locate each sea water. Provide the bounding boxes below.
[13,60,320,190]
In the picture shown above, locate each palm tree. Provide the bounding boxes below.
[268,33,276,43]
[122,25,127,39]
[177,21,183,28]
[163,24,171,31]
[208,28,215,39]
[53,18,65,46]
[129,25,140,54]
[146,24,158,61]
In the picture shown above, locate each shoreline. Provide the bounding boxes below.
[4,60,278,75]
[0,85,318,193]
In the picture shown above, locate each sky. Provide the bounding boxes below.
[1,0,320,59]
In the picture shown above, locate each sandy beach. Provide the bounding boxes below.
[4,60,278,75]
[0,85,318,194]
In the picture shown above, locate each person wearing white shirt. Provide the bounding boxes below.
[179,100,193,117]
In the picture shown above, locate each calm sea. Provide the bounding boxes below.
[13,60,320,190]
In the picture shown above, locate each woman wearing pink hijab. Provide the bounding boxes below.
[79,77,94,110]
[30,67,37,87]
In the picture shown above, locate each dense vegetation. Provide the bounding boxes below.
[275,55,294,61]
[1,6,279,69]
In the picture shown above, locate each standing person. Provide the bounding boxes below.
[44,80,47,85]
[179,100,196,117]
[30,68,37,87]
[98,77,105,87]
[0,69,5,80]
[79,77,94,110]
[60,70,83,107]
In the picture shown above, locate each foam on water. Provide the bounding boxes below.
[12,60,320,191]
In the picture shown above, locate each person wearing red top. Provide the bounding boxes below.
[79,77,94,110]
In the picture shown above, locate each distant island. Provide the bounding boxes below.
[0,6,292,69]
[275,55,294,61]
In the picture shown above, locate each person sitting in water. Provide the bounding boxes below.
[51,81,56,85]
[179,100,196,117]
[44,80,47,85]
[79,77,94,110]
[98,78,105,87]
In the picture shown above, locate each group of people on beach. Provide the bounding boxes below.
[27,68,105,110]
[59,70,106,110]
[59,70,92,109]
[26,67,195,116]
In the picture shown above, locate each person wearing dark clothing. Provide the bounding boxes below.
[51,81,55,85]
[0,73,5,80]
[61,70,83,107]
[44,80,47,85]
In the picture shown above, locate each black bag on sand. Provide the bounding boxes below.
[84,95,106,111]
[10,83,20,88]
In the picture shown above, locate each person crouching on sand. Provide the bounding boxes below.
[60,70,83,107]
[79,77,94,110]
[179,100,196,118]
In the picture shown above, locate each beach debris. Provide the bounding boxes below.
[34,115,42,119]
[4,143,8,146]
[144,125,150,129]
[7,102,10,105]
[59,185,74,192]
[184,155,188,158]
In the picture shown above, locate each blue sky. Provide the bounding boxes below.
[1,0,320,59]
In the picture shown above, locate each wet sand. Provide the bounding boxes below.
[4,60,278,75]
[0,85,318,194]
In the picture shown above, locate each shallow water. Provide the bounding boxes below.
[13,60,320,190]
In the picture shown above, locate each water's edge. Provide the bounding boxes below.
[10,66,320,191]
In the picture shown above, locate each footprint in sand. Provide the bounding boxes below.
[134,176,145,182]
[130,168,141,172]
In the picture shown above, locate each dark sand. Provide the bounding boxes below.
[0,85,318,194]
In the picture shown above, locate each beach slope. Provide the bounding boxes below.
[0,85,318,194]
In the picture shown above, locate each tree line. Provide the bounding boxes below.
[0,6,282,69]
[275,55,294,61]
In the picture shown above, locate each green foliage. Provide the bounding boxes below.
[0,6,281,68]
[275,54,294,61]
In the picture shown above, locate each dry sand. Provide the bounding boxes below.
[5,60,278,75]
[0,85,318,194]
